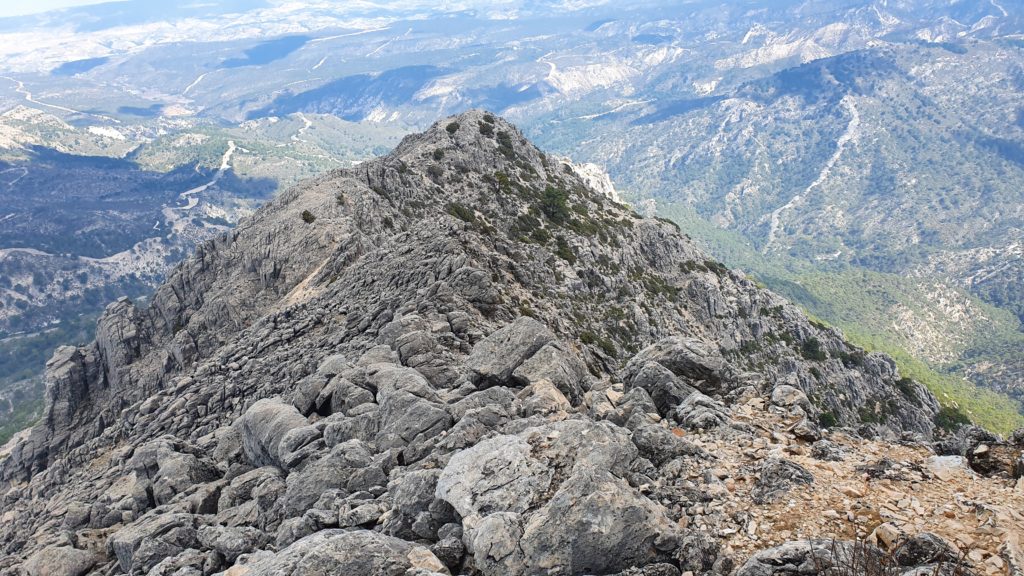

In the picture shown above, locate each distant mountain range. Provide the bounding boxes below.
[0,0,1021,441]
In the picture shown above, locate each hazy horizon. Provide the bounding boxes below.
[0,0,120,18]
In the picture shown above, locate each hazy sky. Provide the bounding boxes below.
[0,0,114,18]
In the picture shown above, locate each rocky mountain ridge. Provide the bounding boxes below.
[0,111,1019,576]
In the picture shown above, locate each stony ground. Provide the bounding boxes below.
[668,393,1024,573]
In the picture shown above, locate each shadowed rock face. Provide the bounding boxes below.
[0,111,947,576]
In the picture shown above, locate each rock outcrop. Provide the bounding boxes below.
[1,111,1011,576]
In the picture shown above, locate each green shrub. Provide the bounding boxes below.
[655,216,680,231]
[495,171,511,189]
[479,122,494,137]
[642,274,679,301]
[838,350,866,368]
[554,235,576,264]
[531,227,551,244]
[482,113,495,124]
[739,340,762,354]
[433,148,445,161]
[445,122,460,134]
[581,330,617,358]
[301,210,316,224]
[703,259,729,277]
[496,130,515,158]
[858,406,884,424]
[446,202,476,223]
[895,377,917,400]
[818,411,838,428]
[681,260,710,274]
[427,164,444,178]
[801,337,827,361]
[936,405,971,431]
[540,186,571,224]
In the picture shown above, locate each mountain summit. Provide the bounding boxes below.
[0,111,1019,576]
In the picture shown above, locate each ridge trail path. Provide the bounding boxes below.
[164,140,236,234]
[1,167,27,187]
[183,72,210,96]
[763,95,860,253]
[1,76,120,123]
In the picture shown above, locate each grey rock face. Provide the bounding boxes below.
[465,316,554,385]
[770,385,810,410]
[197,525,269,563]
[508,466,681,575]
[42,347,91,433]
[625,360,697,417]
[675,531,722,574]
[244,530,448,576]
[511,342,589,404]
[674,392,730,430]
[626,337,733,396]
[437,420,677,575]
[107,512,199,574]
[750,458,815,505]
[735,540,880,576]
[233,399,310,469]
[130,437,221,508]
[436,434,552,518]
[279,440,377,519]
[23,547,100,576]
[371,365,452,451]
[893,533,958,567]
[810,439,845,461]
[0,111,950,576]
[631,423,704,466]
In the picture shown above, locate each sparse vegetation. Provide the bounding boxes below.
[658,204,1024,435]
[0,397,42,447]
[581,330,617,358]
[554,235,576,264]
[654,216,680,231]
[496,131,515,158]
[894,377,917,400]
[800,337,827,361]
[446,202,476,223]
[540,186,571,225]
[819,411,839,428]
[935,405,971,432]
[445,122,459,134]
[301,210,316,223]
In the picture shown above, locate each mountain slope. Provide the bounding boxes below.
[537,39,1024,402]
[0,112,986,575]
[2,0,1022,447]
[658,203,1024,435]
